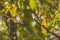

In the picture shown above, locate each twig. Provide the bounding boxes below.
[34,19,60,39]
[28,8,60,39]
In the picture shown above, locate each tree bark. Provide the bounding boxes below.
[8,20,17,40]
[2,14,17,40]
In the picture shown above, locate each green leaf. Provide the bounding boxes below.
[56,12,60,19]
[48,19,58,30]
[29,0,37,9]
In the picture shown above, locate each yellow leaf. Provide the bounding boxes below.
[41,12,47,35]
[29,0,37,9]
[10,4,17,17]
[2,21,6,27]
[5,4,11,14]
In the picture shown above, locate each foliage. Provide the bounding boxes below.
[0,0,60,40]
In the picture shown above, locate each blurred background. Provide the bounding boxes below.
[0,0,60,40]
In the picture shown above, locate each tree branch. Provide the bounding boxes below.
[34,19,60,39]
[30,10,60,39]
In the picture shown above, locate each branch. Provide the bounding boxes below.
[30,10,60,39]
[34,19,60,39]
[26,7,60,39]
